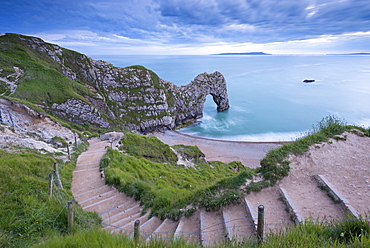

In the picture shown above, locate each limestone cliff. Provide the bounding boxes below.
[0,98,77,155]
[0,34,229,133]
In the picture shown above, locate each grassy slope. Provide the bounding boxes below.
[0,33,91,105]
[102,132,253,220]
[0,144,100,248]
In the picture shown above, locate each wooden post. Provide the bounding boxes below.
[54,162,63,189]
[67,144,71,160]
[68,200,74,231]
[48,173,53,198]
[134,219,140,243]
[257,205,264,244]
[74,134,77,148]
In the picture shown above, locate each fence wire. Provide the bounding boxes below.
[49,159,370,245]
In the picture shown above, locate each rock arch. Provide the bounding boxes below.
[173,71,230,125]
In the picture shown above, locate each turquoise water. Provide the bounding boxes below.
[93,55,370,141]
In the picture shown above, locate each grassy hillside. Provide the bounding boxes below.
[0,33,92,104]
[102,132,253,220]
[0,145,100,248]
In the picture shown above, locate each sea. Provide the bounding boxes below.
[92,54,370,142]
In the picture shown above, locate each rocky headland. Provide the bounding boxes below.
[0,33,229,134]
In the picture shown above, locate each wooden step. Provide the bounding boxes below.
[223,201,255,243]
[174,210,201,243]
[104,212,142,231]
[246,185,293,235]
[279,187,303,223]
[83,193,127,213]
[102,204,142,226]
[79,189,117,208]
[139,216,163,240]
[112,213,150,235]
[147,218,179,242]
[200,209,226,247]
[74,185,111,203]
[313,175,359,219]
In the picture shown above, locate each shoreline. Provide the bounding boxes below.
[151,130,285,168]
[169,130,291,144]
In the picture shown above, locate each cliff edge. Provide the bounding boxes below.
[0,33,229,133]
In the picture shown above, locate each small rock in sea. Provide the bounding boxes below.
[303,79,315,83]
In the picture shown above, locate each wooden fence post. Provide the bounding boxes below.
[53,162,63,189]
[68,200,74,231]
[257,205,264,244]
[67,144,71,160]
[48,173,53,198]
[134,219,140,243]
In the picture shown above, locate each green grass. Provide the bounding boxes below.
[119,132,178,164]
[33,216,370,248]
[102,133,253,220]
[262,216,370,247]
[0,34,92,105]
[0,143,100,248]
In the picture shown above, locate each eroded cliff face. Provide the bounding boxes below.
[1,34,230,133]
[0,98,77,155]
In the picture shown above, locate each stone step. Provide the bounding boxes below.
[146,218,179,242]
[223,201,255,243]
[200,209,226,247]
[102,204,142,227]
[139,216,163,240]
[74,184,112,203]
[79,188,117,207]
[174,210,201,243]
[313,175,359,219]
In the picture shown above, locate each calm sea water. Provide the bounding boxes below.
[93,55,370,141]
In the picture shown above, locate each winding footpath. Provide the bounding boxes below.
[71,133,370,246]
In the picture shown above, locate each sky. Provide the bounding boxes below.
[1,0,370,55]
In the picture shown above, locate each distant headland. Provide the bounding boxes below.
[215,52,272,55]
[327,53,370,55]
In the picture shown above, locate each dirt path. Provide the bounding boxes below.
[284,133,370,217]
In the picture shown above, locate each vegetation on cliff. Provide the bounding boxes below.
[0,33,229,133]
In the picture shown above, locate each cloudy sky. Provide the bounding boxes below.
[2,0,370,55]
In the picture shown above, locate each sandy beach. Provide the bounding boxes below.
[152,130,284,168]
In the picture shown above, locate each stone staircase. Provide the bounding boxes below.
[72,137,366,246]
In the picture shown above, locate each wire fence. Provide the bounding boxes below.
[49,162,370,245]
